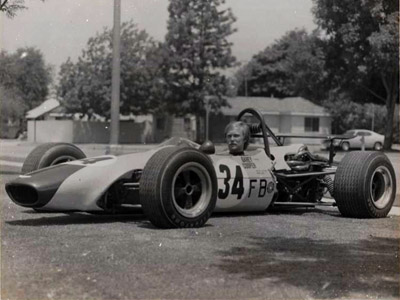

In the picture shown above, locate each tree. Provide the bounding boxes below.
[322,93,386,134]
[237,29,326,103]
[312,0,399,149]
[163,0,237,116]
[57,21,164,119]
[0,0,44,18]
[0,47,51,110]
[0,86,26,125]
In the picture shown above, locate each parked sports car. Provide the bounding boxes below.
[322,129,384,151]
[6,109,397,228]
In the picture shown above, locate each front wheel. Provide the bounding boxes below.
[22,143,86,174]
[334,151,396,218]
[140,147,217,228]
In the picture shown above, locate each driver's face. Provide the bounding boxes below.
[226,127,245,154]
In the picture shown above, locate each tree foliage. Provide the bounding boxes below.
[0,47,51,110]
[57,21,164,119]
[237,29,326,103]
[0,0,44,18]
[312,0,399,149]
[0,86,27,125]
[163,0,237,115]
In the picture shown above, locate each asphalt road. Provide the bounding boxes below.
[1,171,399,300]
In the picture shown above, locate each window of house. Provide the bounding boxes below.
[305,117,319,132]
[156,117,165,130]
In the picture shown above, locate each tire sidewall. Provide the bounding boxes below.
[363,154,396,216]
[159,149,217,227]
[38,144,85,169]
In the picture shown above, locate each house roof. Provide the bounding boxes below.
[26,98,60,119]
[220,97,329,117]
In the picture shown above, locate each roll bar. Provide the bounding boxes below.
[237,108,282,159]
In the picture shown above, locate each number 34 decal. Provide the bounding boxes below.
[218,164,244,199]
[218,164,275,200]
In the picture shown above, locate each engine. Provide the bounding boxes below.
[284,146,329,172]
[275,146,333,203]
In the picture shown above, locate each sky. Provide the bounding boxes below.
[1,0,317,75]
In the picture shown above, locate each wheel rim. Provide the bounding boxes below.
[171,162,212,218]
[50,155,77,165]
[374,143,382,151]
[370,166,393,209]
[342,143,349,151]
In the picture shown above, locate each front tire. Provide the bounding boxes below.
[22,143,86,174]
[140,147,217,228]
[334,151,396,218]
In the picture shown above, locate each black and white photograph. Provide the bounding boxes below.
[1,0,399,299]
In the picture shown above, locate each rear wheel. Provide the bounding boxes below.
[334,151,396,218]
[140,147,217,228]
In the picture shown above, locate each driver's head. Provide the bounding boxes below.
[225,121,250,155]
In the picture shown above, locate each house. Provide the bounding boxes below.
[151,114,196,143]
[208,97,331,144]
[26,96,331,145]
[26,99,153,144]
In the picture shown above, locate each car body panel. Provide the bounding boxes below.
[13,149,159,211]
[210,149,276,212]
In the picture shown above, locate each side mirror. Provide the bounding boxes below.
[200,140,215,154]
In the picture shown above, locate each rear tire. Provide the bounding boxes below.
[334,151,396,218]
[22,143,86,174]
[140,147,217,228]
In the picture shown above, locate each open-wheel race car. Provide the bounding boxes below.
[5,108,397,228]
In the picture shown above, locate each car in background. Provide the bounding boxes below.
[322,129,384,151]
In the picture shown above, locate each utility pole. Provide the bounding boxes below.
[205,96,210,141]
[109,0,121,146]
[244,71,248,97]
[371,103,375,131]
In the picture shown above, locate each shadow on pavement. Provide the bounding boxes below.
[214,236,399,299]
[5,212,147,227]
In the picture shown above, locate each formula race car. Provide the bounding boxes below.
[6,108,397,228]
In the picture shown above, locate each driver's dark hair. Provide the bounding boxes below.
[224,121,250,149]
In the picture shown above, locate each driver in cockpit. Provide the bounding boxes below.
[225,121,250,155]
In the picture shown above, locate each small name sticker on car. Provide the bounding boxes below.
[241,156,256,169]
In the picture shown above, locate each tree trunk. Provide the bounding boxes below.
[382,70,398,150]
[383,71,398,150]
[383,93,395,150]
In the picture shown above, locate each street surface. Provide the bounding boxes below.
[1,140,400,299]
